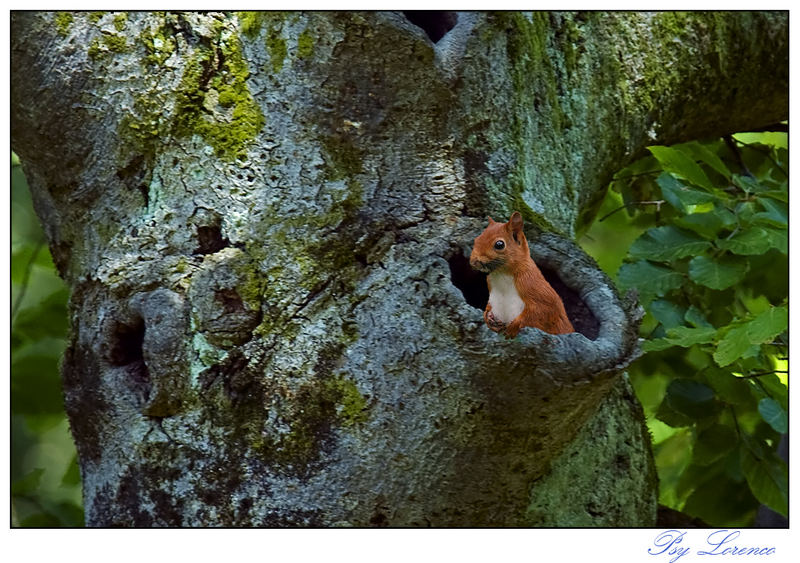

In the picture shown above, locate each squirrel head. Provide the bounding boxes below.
[469,211,531,273]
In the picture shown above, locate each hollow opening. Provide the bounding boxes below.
[215,288,246,314]
[447,250,488,310]
[403,11,458,43]
[194,223,230,255]
[108,316,150,386]
[447,250,600,339]
[540,266,599,339]
[108,317,145,366]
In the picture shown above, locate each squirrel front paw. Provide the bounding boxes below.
[503,319,522,339]
[484,310,507,333]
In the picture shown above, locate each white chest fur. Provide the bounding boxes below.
[488,272,525,324]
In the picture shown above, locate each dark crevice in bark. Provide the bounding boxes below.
[108,316,151,393]
[586,505,604,518]
[194,223,230,255]
[403,11,458,43]
[108,317,146,367]
[116,154,151,207]
[213,288,247,315]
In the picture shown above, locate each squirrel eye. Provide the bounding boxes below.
[494,240,505,250]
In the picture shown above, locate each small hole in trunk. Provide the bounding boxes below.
[403,11,458,43]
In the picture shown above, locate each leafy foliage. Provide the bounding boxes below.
[11,154,83,527]
[582,132,788,526]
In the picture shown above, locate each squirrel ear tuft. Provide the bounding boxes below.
[487,216,495,224]
[509,211,524,243]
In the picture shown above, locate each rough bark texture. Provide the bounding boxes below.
[11,11,788,526]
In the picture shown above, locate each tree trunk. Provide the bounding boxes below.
[11,11,788,526]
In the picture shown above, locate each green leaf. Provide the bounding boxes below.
[645,325,717,352]
[11,244,61,287]
[752,198,787,228]
[18,513,63,527]
[703,367,754,407]
[683,470,759,527]
[693,424,737,466]
[757,398,787,434]
[674,207,735,240]
[656,173,687,212]
[61,455,82,487]
[663,378,719,420]
[716,227,771,256]
[653,430,695,505]
[648,145,715,190]
[755,374,788,412]
[759,189,788,202]
[734,201,759,226]
[649,299,686,329]
[680,141,732,180]
[655,398,694,427]
[12,468,45,496]
[656,173,718,213]
[619,180,636,214]
[641,338,677,353]
[714,324,756,367]
[746,305,788,344]
[732,173,767,194]
[740,444,788,517]
[617,261,684,304]
[12,288,70,343]
[629,226,711,262]
[734,131,788,150]
[49,501,85,527]
[11,348,65,416]
[688,255,748,290]
[665,326,717,347]
[763,226,787,254]
[684,306,713,328]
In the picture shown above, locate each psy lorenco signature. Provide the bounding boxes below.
[649,530,777,562]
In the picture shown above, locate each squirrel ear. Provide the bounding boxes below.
[508,211,524,244]
[487,216,495,224]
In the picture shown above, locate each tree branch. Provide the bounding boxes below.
[599,200,664,222]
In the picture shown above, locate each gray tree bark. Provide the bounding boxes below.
[11,11,788,526]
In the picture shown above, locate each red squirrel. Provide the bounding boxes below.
[469,212,574,338]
